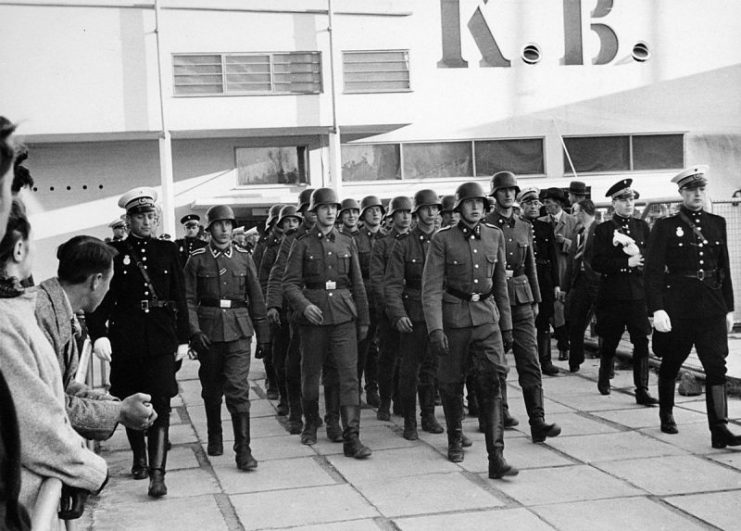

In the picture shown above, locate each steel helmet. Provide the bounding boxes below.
[297,188,315,213]
[206,205,236,229]
[266,203,283,228]
[308,187,341,212]
[339,198,361,214]
[277,204,301,227]
[453,182,490,212]
[489,171,520,196]
[360,195,385,217]
[440,194,456,213]
[388,196,413,217]
[412,189,441,214]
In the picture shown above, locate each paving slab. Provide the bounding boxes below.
[273,520,383,531]
[231,484,379,530]
[594,455,741,495]
[457,433,574,473]
[211,455,337,494]
[312,424,419,456]
[707,449,741,471]
[393,507,555,530]
[547,431,688,463]
[532,496,707,531]
[592,406,707,429]
[548,391,645,412]
[539,412,623,437]
[490,464,645,505]
[665,490,741,530]
[639,422,721,454]
[202,434,315,463]
[679,397,741,421]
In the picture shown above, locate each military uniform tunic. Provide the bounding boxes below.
[525,219,560,326]
[174,236,207,268]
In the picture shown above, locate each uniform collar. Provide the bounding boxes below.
[209,243,233,258]
[680,205,704,218]
[316,228,337,242]
[458,220,481,239]
[494,211,517,228]
[412,226,434,243]
[613,213,632,225]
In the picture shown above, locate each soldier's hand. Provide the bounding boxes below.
[175,344,189,362]
[304,304,324,325]
[267,307,281,326]
[187,348,198,360]
[653,310,672,333]
[92,337,112,362]
[357,325,369,341]
[190,332,211,354]
[627,254,644,268]
[727,312,735,334]
[502,330,514,353]
[118,393,157,430]
[429,329,449,357]
[394,317,414,333]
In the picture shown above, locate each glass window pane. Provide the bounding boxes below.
[341,144,401,181]
[633,134,683,170]
[403,142,472,179]
[475,138,544,176]
[236,147,308,185]
[563,136,629,173]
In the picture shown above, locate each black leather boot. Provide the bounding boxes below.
[232,412,257,470]
[300,400,319,446]
[286,393,304,435]
[524,386,561,443]
[147,421,168,498]
[658,377,678,434]
[440,385,464,463]
[126,428,148,480]
[205,402,223,456]
[634,357,659,406]
[707,384,741,449]
[377,398,391,421]
[483,394,519,479]
[401,383,418,441]
[500,377,519,428]
[538,330,559,376]
[341,406,372,459]
[598,355,612,395]
[324,385,343,443]
[419,385,444,434]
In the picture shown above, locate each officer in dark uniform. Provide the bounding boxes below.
[370,196,412,420]
[518,187,561,376]
[87,187,190,498]
[109,218,127,242]
[174,214,207,267]
[487,172,561,443]
[354,196,385,407]
[646,166,740,448]
[592,179,658,405]
[185,205,269,470]
[266,189,315,434]
[422,182,517,479]
[385,189,445,440]
[283,188,372,459]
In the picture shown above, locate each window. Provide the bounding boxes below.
[343,50,410,93]
[174,52,322,96]
[563,134,683,173]
[235,147,308,186]
[475,138,544,176]
[342,144,401,181]
[403,142,472,179]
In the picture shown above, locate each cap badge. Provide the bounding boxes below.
[123,255,131,266]
[676,227,684,238]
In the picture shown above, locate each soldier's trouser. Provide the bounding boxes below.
[377,313,400,402]
[566,283,597,368]
[439,323,509,385]
[271,317,291,403]
[287,318,304,409]
[509,304,543,389]
[199,338,252,414]
[553,299,569,352]
[357,312,378,391]
[398,321,437,414]
[596,299,651,387]
[657,317,728,386]
[300,321,360,406]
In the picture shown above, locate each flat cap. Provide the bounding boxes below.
[118,187,158,214]
[671,165,708,190]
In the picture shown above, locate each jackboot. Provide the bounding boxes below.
[400,385,418,441]
[264,355,279,400]
[597,355,612,395]
[300,399,319,446]
[523,386,562,443]
[323,385,343,443]
[538,330,559,376]
[483,395,519,479]
[634,356,659,406]
[440,386,464,463]
[286,393,304,435]
[377,398,391,421]
[147,421,168,498]
[465,375,479,416]
[707,384,741,449]
[419,385,444,434]
[341,406,372,459]
[205,402,223,456]
[658,377,678,434]
[232,412,257,470]
[126,428,148,480]
[365,387,381,408]
[500,378,519,428]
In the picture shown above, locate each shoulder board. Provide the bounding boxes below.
[235,246,250,253]
[483,222,502,231]
[438,225,453,232]
[190,247,207,256]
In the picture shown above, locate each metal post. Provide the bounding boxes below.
[327,0,343,198]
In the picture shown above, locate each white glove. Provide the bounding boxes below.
[93,337,112,362]
[627,254,644,268]
[175,344,189,362]
[727,312,735,334]
[653,310,672,333]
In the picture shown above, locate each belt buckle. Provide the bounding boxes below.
[697,269,705,281]
[325,280,336,290]
[505,270,514,279]
[140,300,150,313]
[470,293,480,302]
[219,299,232,309]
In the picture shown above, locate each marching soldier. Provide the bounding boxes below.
[87,187,190,498]
[422,182,517,478]
[646,166,740,447]
[174,214,207,267]
[184,205,270,470]
[253,204,282,274]
[385,189,445,440]
[109,218,127,242]
[518,187,561,376]
[283,188,372,458]
[592,179,658,405]
[370,196,413,420]
[487,172,561,442]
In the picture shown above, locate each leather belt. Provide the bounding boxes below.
[505,268,525,279]
[446,287,494,302]
[199,298,248,309]
[668,269,718,281]
[305,280,349,290]
[139,300,176,312]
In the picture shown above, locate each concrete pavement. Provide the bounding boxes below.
[80,351,741,531]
